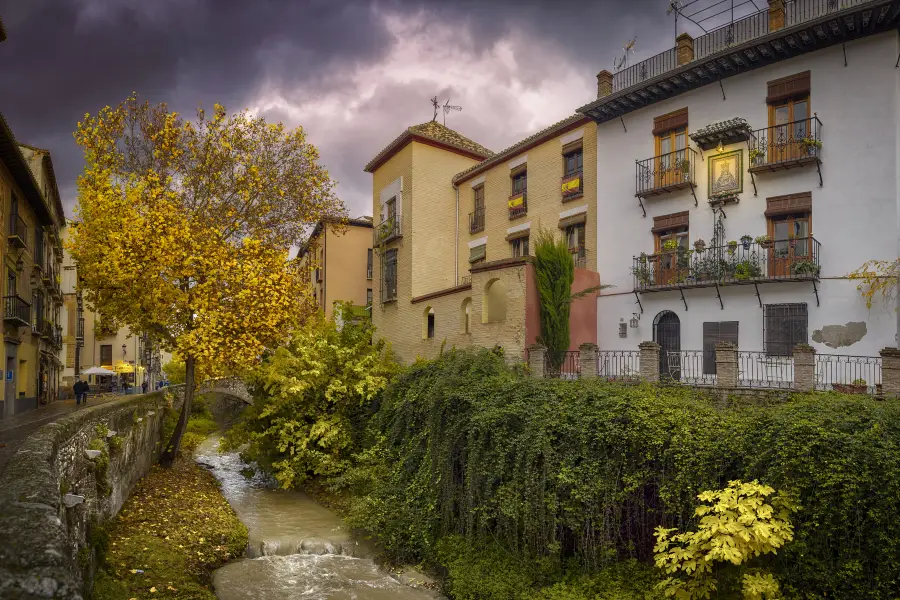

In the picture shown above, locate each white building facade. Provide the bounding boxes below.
[579,0,900,380]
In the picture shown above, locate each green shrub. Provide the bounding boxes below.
[349,349,900,599]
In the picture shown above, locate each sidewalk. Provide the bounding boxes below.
[0,396,121,474]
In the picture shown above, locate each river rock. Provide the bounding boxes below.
[299,538,336,555]
[84,449,101,460]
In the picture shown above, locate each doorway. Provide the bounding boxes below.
[4,354,15,417]
[653,310,681,379]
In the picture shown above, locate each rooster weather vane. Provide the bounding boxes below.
[431,96,462,126]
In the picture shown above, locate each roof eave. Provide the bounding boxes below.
[0,115,54,226]
[364,132,491,173]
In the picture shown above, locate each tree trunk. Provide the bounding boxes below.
[160,354,195,467]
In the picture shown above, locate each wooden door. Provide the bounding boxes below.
[768,97,809,163]
[654,311,681,379]
[655,228,688,285]
[656,127,686,187]
[769,214,810,277]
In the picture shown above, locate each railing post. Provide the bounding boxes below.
[638,342,660,383]
[596,70,613,99]
[793,344,816,392]
[768,0,785,31]
[579,343,598,379]
[715,342,738,388]
[676,33,694,66]
[527,344,546,379]
[879,347,900,397]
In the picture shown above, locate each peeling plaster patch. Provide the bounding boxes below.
[812,322,867,349]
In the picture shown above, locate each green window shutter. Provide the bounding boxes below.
[469,244,486,263]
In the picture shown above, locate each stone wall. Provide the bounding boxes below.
[0,387,185,600]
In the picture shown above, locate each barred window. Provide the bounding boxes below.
[764,303,807,356]
[382,248,398,302]
[100,344,113,365]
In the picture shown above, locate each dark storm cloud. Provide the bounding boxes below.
[0,0,686,218]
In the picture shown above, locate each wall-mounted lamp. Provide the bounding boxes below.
[630,313,640,329]
[716,140,724,153]
[15,257,24,273]
[122,343,127,357]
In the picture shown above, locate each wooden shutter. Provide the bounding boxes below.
[767,71,810,104]
[702,321,739,374]
[765,192,812,217]
[653,108,688,136]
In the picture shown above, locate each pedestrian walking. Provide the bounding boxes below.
[141,379,149,394]
[74,380,88,405]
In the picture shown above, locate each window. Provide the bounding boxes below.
[563,148,583,177]
[767,72,811,162]
[7,269,15,297]
[100,344,113,365]
[767,206,811,278]
[764,304,808,356]
[424,307,435,339]
[471,186,485,233]
[510,236,529,258]
[469,244,486,264]
[702,321,739,374]
[653,213,689,285]
[474,185,484,212]
[366,249,373,280]
[385,196,397,222]
[461,298,472,334]
[366,288,373,307]
[512,171,527,195]
[382,248,398,302]
[566,224,586,265]
[652,108,688,187]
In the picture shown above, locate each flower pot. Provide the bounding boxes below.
[760,240,773,249]
[741,239,752,250]
[833,383,867,395]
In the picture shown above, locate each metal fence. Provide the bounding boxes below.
[694,10,770,60]
[815,354,882,394]
[612,48,678,92]
[785,0,872,26]
[737,351,795,389]
[545,351,581,380]
[665,350,717,385]
[597,350,641,382]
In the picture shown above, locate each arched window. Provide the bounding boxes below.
[482,278,508,324]
[423,306,435,339]
[460,298,472,333]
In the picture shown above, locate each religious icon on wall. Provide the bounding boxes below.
[708,150,743,197]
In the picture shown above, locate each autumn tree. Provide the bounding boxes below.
[71,95,344,465]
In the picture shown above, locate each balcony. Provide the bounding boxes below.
[52,324,63,349]
[3,295,31,326]
[749,116,823,185]
[469,207,485,234]
[8,215,26,248]
[39,319,52,340]
[508,192,527,220]
[572,246,587,269]
[633,236,821,293]
[561,171,584,202]
[34,235,45,273]
[635,148,698,201]
[375,216,401,245]
[76,317,85,342]
[366,267,373,280]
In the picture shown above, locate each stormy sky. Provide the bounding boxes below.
[0,0,747,220]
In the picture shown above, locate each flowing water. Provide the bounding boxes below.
[194,436,440,600]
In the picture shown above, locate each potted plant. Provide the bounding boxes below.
[800,137,822,153]
[663,239,679,252]
[709,190,738,204]
[755,234,773,249]
[733,259,762,281]
[791,260,821,278]
[727,240,738,254]
[833,378,867,395]
[677,158,691,178]
[749,147,764,165]
[693,238,706,252]
[740,235,753,250]
[631,263,652,287]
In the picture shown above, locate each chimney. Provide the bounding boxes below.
[675,33,694,66]
[596,70,613,99]
[768,0,785,31]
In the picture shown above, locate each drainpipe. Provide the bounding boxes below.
[453,182,460,285]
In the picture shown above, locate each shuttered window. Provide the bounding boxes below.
[100,344,113,365]
[764,303,808,356]
[702,321,739,374]
[469,244,487,263]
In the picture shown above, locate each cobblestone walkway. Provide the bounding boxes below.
[0,396,122,474]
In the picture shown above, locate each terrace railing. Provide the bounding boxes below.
[597,350,641,382]
[815,354,882,394]
[694,10,770,60]
[636,148,698,198]
[737,351,795,389]
[749,116,823,171]
[612,48,677,93]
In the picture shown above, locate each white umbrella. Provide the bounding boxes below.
[82,366,116,376]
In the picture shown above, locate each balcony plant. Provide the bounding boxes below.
[632,263,653,287]
[676,247,693,269]
[734,259,762,281]
[693,239,706,252]
[662,239,679,252]
[749,147,765,165]
[727,240,738,255]
[740,235,753,250]
[791,260,821,277]
[676,158,691,179]
[709,190,739,204]
[800,137,822,153]
[755,234,773,249]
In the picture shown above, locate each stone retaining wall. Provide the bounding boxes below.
[0,387,185,600]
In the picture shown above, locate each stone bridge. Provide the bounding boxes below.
[198,377,252,404]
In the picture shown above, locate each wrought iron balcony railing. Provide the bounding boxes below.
[469,207,485,234]
[3,295,31,325]
[508,192,527,220]
[635,147,697,198]
[572,246,587,269]
[375,216,401,244]
[8,214,27,248]
[561,171,584,201]
[632,236,821,291]
[693,10,770,60]
[612,48,677,93]
[53,324,63,348]
[76,317,85,341]
[749,116,823,172]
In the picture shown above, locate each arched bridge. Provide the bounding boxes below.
[197,377,252,404]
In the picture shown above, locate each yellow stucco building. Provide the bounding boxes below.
[298,217,374,320]
[0,116,66,417]
[365,118,600,364]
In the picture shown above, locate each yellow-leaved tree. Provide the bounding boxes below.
[71,95,344,464]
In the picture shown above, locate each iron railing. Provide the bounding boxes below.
[469,207,485,233]
[633,236,821,290]
[612,48,677,92]
[597,350,641,382]
[572,246,587,269]
[76,317,85,341]
[545,350,580,380]
[366,267,373,280]
[694,10,770,60]
[815,353,882,394]
[375,217,401,244]
[508,193,527,220]
[785,0,871,26]
[737,351,795,389]
[53,324,63,348]
[749,116,823,170]
[8,214,27,247]
[636,147,697,197]
[664,350,717,385]
[3,295,30,324]
[458,275,471,287]
[561,171,584,201]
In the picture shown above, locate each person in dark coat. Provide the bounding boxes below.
[141,379,149,394]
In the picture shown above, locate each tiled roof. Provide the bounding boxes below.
[452,114,589,184]
[364,120,493,173]
[691,118,751,138]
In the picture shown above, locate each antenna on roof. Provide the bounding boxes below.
[614,36,638,72]
[441,98,462,126]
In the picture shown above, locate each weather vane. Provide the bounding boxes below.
[431,96,462,125]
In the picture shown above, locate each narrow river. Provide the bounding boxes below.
[194,436,440,600]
